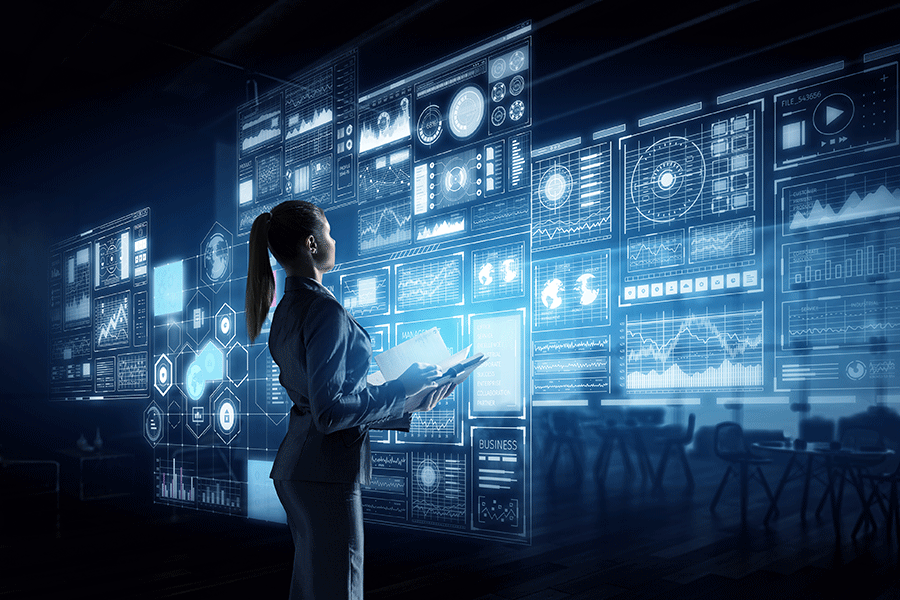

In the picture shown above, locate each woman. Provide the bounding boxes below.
[246,200,452,599]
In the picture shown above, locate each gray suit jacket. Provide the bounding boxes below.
[268,276,410,484]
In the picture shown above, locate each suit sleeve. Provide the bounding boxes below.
[302,297,408,434]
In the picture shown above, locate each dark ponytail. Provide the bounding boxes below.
[246,212,275,343]
[245,200,326,343]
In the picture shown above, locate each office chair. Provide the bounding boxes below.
[709,421,776,528]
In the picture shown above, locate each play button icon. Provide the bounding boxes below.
[813,93,854,135]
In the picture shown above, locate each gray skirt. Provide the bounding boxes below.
[273,479,364,600]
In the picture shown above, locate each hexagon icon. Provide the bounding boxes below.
[154,354,173,396]
[143,401,164,447]
[167,390,182,430]
[227,342,248,387]
[185,291,211,345]
[167,322,182,353]
[185,387,212,439]
[200,222,233,293]
[213,387,240,445]
[215,303,237,347]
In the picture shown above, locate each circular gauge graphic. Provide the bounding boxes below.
[846,360,867,381]
[509,49,526,72]
[490,58,507,80]
[417,105,443,146]
[448,85,486,140]
[145,405,163,443]
[491,106,507,127]
[510,100,525,122]
[204,233,230,282]
[491,81,506,103]
[538,164,573,210]
[630,136,706,223]
[443,164,469,200]
[509,75,525,96]
[416,458,441,493]
[219,315,231,335]
[813,93,855,135]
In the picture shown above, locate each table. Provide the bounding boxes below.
[753,441,892,538]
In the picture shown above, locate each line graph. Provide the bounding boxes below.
[94,291,130,351]
[627,230,685,273]
[358,198,412,254]
[625,305,764,391]
[395,253,463,312]
[689,216,755,263]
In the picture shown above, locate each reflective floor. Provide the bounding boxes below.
[2,449,898,599]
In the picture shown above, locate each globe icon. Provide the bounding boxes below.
[204,233,229,282]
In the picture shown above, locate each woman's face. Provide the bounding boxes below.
[314,216,336,273]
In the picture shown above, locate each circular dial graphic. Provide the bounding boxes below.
[416,458,441,493]
[491,106,506,126]
[509,50,526,72]
[538,164,573,210]
[509,75,525,96]
[491,81,506,103]
[448,85,486,140]
[630,136,706,223]
[490,58,507,80]
[145,406,163,443]
[509,100,525,121]
[417,105,443,146]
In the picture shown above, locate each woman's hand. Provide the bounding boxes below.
[404,383,457,413]
[397,362,442,398]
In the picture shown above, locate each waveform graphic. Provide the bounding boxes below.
[358,199,412,253]
[472,196,530,230]
[416,211,466,241]
[367,475,406,493]
[286,107,333,139]
[626,307,764,390]
[627,231,685,273]
[240,111,281,152]
[690,217,754,262]
[372,453,407,470]
[533,335,608,355]
[408,410,456,437]
[784,293,900,349]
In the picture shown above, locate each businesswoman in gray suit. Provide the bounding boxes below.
[246,200,452,599]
